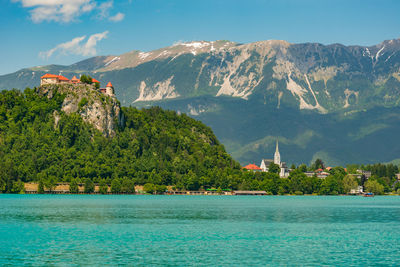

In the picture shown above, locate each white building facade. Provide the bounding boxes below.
[260,140,289,178]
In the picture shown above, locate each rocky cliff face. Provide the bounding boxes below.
[37,84,123,137]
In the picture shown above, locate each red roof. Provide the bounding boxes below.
[326,167,332,171]
[57,75,69,81]
[41,73,59,79]
[92,78,100,83]
[316,168,324,172]
[106,82,113,87]
[71,75,80,82]
[243,164,262,170]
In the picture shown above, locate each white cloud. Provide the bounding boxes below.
[98,1,125,22]
[98,1,113,18]
[109,12,125,22]
[13,0,96,23]
[13,0,125,23]
[40,31,109,59]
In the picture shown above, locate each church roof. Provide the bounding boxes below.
[106,82,113,87]
[92,78,100,83]
[262,159,274,162]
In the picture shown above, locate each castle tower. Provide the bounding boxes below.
[274,140,281,165]
[105,82,114,97]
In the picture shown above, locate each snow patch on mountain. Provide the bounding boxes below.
[104,57,120,66]
[181,41,210,49]
[134,76,179,102]
[375,46,385,61]
[139,52,151,60]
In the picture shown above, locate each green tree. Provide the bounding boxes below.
[80,75,93,84]
[346,164,359,174]
[69,179,79,194]
[319,175,342,195]
[216,186,223,194]
[364,180,384,195]
[38,179,45,194]
[268,162,280,174]
[45,176,57,193]
[84,178,95,193]
[99,179,108,194]
[143,183,155,194]
[288,170,308,194]
[155,184,167,194]
[121,178,135,194]
[111,179,122,194]
[0,179,5,193]
[312,159,325,170]
[12,180,25,194]
[343,175,358,194]
[298,164,308,172]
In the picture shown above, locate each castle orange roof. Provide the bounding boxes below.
[41,73,59,79]
[106,82,113,87]
[57,75,69,81]
[92,78,100,83]
[71,75,80,82]
[243,164,262,170]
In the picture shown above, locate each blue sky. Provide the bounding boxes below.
[0,0,399,75]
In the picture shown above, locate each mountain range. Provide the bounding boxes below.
[2,38,400,166]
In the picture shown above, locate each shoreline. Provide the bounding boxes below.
[2,192,398,196]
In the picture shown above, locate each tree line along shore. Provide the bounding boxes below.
[6,161,400,196]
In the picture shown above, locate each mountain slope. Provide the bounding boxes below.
[2,39,400,165]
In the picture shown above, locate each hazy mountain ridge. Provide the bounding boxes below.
[2,38,400,165]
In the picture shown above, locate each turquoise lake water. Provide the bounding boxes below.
[1,195,400,266]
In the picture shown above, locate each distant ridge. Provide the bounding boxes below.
[1,38,400,165]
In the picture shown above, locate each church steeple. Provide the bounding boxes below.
[274,139,281,165]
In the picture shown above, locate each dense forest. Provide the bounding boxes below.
[0,88,399,195]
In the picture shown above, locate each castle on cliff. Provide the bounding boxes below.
[40,73,115,97]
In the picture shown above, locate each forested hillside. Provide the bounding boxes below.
[0,87,241,192]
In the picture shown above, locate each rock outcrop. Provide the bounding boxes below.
[37,83,123,137]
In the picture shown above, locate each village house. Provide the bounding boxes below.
[350,186,364,195]
[40,73,115,98]
[243,163,262,172]
[356,169,372,179]
[304,169,330,179]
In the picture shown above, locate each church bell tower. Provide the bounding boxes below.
[274,140,281,165]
